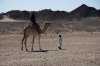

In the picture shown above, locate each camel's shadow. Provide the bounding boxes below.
[29,48,66,52]
[33,50,48,52]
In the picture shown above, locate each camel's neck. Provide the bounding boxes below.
[41,24,49,33]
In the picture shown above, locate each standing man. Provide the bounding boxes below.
[58,34,62,49]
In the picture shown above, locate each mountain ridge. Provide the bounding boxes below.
[0,4,100,21]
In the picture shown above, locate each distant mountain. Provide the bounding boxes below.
[70,4,100,18]
[0,4,100,21]
[0,13,3,20]
[98,10,100,13]
[5,10,31,20]
[1,9,69,21]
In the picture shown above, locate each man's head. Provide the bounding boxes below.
[59,35,62,37]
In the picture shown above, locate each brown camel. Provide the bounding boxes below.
[21,22,51,52]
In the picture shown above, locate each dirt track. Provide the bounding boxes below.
[0,32,100,66]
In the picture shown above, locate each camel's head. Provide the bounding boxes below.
[44,22,51,27]
[42,21,51,33]
[43,21,51,28]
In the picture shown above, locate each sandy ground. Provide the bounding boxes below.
[0,32,100,66]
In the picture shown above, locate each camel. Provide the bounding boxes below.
[21,22,51,52]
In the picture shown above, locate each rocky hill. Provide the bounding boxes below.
[0,4,100,21]
[70,4,100,19]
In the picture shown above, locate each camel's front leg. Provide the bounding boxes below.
[31,36,35,51]
[38,34,42,50]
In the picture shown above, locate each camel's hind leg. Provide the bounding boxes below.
[24,36,28,52]
[21,28,28,52]
[21,29,26,51]
[21,36,25,51]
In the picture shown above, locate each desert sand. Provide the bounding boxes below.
[0,32,100,66]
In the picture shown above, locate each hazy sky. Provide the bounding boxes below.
[0,0,100,13]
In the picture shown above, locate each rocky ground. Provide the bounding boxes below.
[0,32,100,66]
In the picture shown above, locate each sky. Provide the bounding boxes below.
[0,0,100,13]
